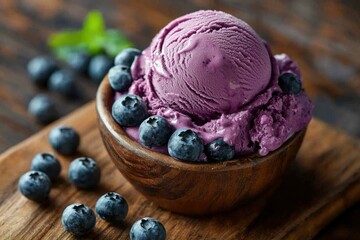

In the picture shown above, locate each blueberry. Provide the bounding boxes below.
[278,72,302,94]
[114,48,141,67]
[112,94,148,127]
[28,94,58,124]
[139,116,173,147]
[49,125,80,155]
[130,217,166,240]
[49,70,77,97]
[95,192,128,223]
[66,51,91,74]
[18,170,51,202]
[88,55,113,84]
[168,128,203,162]
[108,65,132,92]
[31,153,61,181]
[205,139,235,162]
[69,157,100,189]
[27,56,58,87]
[62,203,96,236]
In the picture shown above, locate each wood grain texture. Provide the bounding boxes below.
[0,0,359,238]
[0,101,359,239]
[96,77,306,215]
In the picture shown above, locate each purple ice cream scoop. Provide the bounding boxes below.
[145,10,272,121]
[116,10,313,159]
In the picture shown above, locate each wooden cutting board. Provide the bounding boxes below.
[0,101,359,239]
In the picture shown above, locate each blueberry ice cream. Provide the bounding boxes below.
[111,10,313,161]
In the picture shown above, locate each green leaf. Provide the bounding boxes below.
[47,11,133,60]
[82,10,105,34]
[48,30,84,49]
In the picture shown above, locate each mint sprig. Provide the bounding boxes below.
[48,11,133,60]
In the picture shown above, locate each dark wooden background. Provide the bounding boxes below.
[0,0,359,239]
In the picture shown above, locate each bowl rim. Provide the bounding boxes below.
[96,77,306,172]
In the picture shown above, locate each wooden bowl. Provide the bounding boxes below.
[96,77,306,215]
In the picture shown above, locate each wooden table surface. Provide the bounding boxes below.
[0,0,359,239]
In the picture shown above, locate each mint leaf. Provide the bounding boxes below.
[86,35,105,55]
[48,11,133,60]
[48,31,84,49]
[82,10,105,34]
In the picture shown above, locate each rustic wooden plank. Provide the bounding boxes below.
[0,0,359,238]
[0,101,359,239]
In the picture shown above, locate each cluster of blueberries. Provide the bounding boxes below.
[110,48,303,162]
[109,48,236,162]
[18,125,166,239]
[27,52,115,124]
